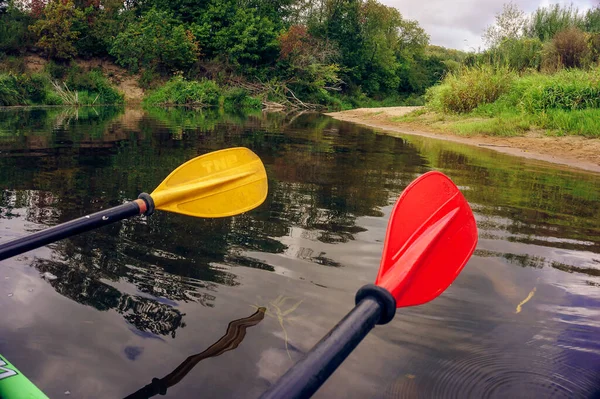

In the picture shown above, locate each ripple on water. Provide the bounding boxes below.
[383,342,599,399]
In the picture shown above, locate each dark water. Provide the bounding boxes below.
[0,106,599,398]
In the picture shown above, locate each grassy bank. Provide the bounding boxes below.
[398,66,600,137]
[0,59,123,106]
[143,76,263,111]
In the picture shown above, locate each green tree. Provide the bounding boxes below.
[585,7,600,33]
[0,1,33,54]
[277,24,341,100]
[190,0,280,73]
[29,0,84,60]
[526,4,585,42]
[110,8,199,72]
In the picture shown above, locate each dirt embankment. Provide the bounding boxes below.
[326,107,600,174]
[23,55,144,103]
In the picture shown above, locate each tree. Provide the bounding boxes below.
[277,24,341,98]
[190,0,280,73]
[585,6,600,33]
[110,8,200,72]
[526,4,585,42]
[29,0,84,60]
[483,2,527,48]
[29,0,48,18]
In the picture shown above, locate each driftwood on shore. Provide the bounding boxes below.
[227,76,323,111]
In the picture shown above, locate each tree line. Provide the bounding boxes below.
[0,0,463,106]
[476,2,600,72]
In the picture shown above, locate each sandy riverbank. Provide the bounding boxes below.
[325,107,600,174]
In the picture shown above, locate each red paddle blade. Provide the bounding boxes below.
[376,171,478,308]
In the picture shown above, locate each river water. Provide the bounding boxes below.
[0,107,599,398]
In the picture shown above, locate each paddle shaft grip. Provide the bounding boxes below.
[0,201,145,261]
[259,297,382,399]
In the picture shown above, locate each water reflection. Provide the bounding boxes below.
[125,307,266,399]
[0,107,599,398]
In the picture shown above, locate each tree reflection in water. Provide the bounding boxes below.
[2,106,598,343]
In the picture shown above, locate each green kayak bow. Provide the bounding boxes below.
[0,354,48,399]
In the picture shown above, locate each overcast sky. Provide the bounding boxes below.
[379,0,598,50]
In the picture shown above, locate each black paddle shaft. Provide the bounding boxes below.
[0,194,154,262]
[259,285,396,399]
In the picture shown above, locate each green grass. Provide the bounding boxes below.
[410,66,600,137]
[144,76,262,110]
[0,68,123,106]
[426,65,516,113]
[144,76,221,106]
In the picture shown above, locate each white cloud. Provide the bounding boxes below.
[378,0,597,50]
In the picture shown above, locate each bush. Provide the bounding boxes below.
[0,72,59,106]
[426,66,515,113]
[223,88,262,110]
[65,68,124,104]
[495,38,543,72]
[144,76,221,106]
[551,27,590,69]
[139,68,161,90]
[0,73,22,105]
[45,60,68,80]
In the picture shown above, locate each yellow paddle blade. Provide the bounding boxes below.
[150,147,268,218]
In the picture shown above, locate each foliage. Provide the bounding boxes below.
[190,0,280,74]
[0,3,33,54]
[29,0,83,60]
[585,7,600,33]
[0,0,500,106]
[144,76,221,106]
[415,67,600,137]
[526,4,585,42]
[110,8,199,73]
[223,88,262,110]
[514,69,600,112]
[426,65,515,113]
[277,25,341,100]
[65,68,124,104]
[549,27,590,69]
[483,2,528,47]
[492,37,543,72]
[0,72,60,105]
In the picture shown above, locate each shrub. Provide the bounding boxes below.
[494,37,543,72]
[65,69,124,104]
[590,33,600,63]
[425,66,515,113]
[144,76,221,106]
[551,27,590,69]
[45,60,68,80]
[223,88,262,110]
[139,68,161,90]
[0,72,59,106]
[0,73,23,105]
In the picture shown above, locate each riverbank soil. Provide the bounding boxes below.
[325,107,600,173]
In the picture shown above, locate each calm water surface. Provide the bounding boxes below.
[0,107,599,398]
